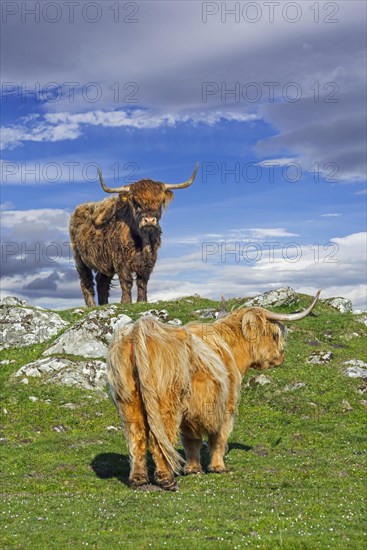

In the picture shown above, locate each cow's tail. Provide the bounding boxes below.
[132,317,190,474]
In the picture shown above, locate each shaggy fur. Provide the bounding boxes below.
[107,307,285,490]
[69,180,174,306]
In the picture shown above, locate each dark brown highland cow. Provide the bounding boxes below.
[69,164,198,306]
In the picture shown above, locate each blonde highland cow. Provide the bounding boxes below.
[107,291,320,491]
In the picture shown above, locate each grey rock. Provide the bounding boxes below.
[284,382,306,392]
[139,309,169,321]
[247,374,272,387]
[342,399,353,411]
[110,314,133,336]
[245,287,299,308]
[0,359,16,365]
[42,307,132,358]
[344,332,362,340]
[323,297,353,313]
[343,366,367,379]
[0,306,69,350]
[15,357,107,391]
[344,359,367,368]
[308,351,333,364]
[193,308,217,319]
[29,396,38,402]
[0,296,26,306]
[53,425,66,433]
[356,316,367,327]
[106,425,119,432]
[167,318,183,326]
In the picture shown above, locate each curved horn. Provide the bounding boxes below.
[263,290,321,321]
[98,169,130,194]
[163,162,199,190]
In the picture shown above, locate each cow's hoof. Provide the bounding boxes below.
[184,466,203,475]
[129,476,149,488]
[207,466,226,474]
[161,481,179,492]
[156,478,179,492]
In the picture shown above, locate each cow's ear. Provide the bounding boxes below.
[118,192,130,204]
[163,190,174,208]
[241,309,265,344]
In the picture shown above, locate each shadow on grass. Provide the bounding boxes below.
[91,442,252,485]
[91,452,130,486]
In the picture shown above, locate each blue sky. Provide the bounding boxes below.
[1,1,366,309]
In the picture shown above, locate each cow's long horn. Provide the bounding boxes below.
[98,169,130,194]
[263,290,321,321]
[163,162,199,190]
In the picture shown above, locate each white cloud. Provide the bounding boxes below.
[247,228,299,238]
[258,158,297,167]
[1,208,70,233]
[321,213,342,217]
[0,201,14,211]
[150,232,367,310]
[0,120,81,150]
[1,109,259,150]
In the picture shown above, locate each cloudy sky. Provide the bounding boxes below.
[1,0,366,309]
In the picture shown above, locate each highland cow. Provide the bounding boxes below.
[69,164,198,306]
[107,291,321,490]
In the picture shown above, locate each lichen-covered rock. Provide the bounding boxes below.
[245,287,299,308]
[342,360,367,379]
[0,306,69,350]
[246,374,272,387]
[193,308,217,319]
[15,357,107,391]
[42,307,132,358]
[355,315,367,327]
[139,309,169,321]
[323,297,353,313]
[167,319,183,326]
[308,351,333,364]
[283,382,306,392]
[0,296,27,307]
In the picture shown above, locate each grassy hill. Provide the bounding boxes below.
[1,295,366,549]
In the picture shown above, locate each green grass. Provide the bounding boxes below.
[1,295,366,549]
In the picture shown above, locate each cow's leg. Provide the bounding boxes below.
[136,274,148,302]
[181,434,203,475]
[96,273,112,305]
[117,270,133,303]
[74,252,96,307]
[207,414,235,473]
[116,398,149,487]
[149,435,178,491]
[149,408,181,491]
